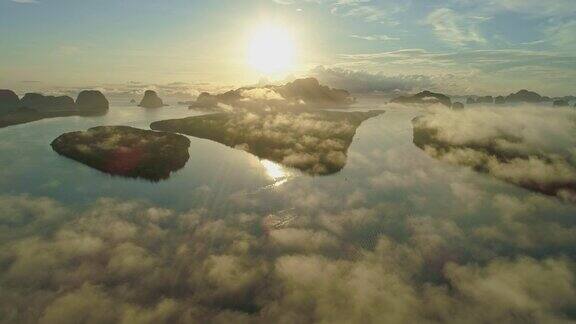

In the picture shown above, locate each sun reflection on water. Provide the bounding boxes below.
[261,159,289,187]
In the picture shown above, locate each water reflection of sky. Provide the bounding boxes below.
[0,97,572,219]
[2,97,576,323]
[0,98,383,211]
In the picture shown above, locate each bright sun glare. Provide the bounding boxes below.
[248,24,295,75]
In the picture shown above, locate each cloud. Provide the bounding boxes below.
[413,104,576,201]
[349,34,400,41]
[239,88,285,101]
[427,8,487,46]
[10,0,39,3]
[546,20,576,51]
[2,100,576,322]
[151,110,383,175]
[310,66,434,94]
[334,49,576,95]
[457,0,576,17]
[1,155,576,324]
[272,0,408,24]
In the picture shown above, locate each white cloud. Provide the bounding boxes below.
[272,0,408,24]
[333,48,576,95]
[427,8,487,46]
[350,34,400,41]
[469,0,576,17]
[310,66,434,94]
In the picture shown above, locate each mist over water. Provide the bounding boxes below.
[1,97,576,323]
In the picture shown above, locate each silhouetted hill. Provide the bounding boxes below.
[0,89,110,128]
[477,96,494,104]
[505,89,543,103]
[189,92,220,110]
[553,100,569,107]
[139,90,166,108]
[392,90,451,107]
[451,102,465,110]
[276,77,354,106]
[188,78,355,111]
[20,93,76,110]
[76,90,109,112]
[0,89,21,113]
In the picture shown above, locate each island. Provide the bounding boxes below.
[451,102,465,110]
[139,90,166,108]
[20,93,76,110]
[188,92,222,111]
[0,90,109,128]
[391,90,452,107]
[151,110,384,175]
[51,126,190,181]
[431,91,566,108]
[188,77,355,111]
[76,90,110,112]
[412,116,576,200]
[505,89,544,103]
[0,89,23,113]
[553,100,569,107]
[476,96,494,104]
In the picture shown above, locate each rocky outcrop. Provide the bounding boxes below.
[20,93,76,110]
[477,96,494,104]
[392,90,452,107]
[505,90,543,103]
[189,78,355,111]
[51,126,190,181]
[451,102,465,110]
[0,90,21,113]
[1,90,110,128]
[551,95,574,103]
[553,100,569,107]
[189,92,220,110]
[276,77,354,106]
[76,90,109,112]
[151,110,384,175]
[139,90,165,108]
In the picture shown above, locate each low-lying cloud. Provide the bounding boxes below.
[413,104,576,201]
[1,188,575,323]
[310,66,435,95]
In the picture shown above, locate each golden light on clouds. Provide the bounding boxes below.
[247,24,296,75]
[261,159,286,181]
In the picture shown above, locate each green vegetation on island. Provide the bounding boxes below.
[51,126,190,181]
[151,110,384,175]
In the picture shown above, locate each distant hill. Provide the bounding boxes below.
[464,90,574,106]
[391,90,452,107]
[188,77,356,111]
[0,89,109,128]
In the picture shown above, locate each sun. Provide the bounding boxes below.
[248,24,295,75]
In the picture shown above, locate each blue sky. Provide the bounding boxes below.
[1,0,575,95]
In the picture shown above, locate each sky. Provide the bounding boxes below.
[1,0,576,95]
